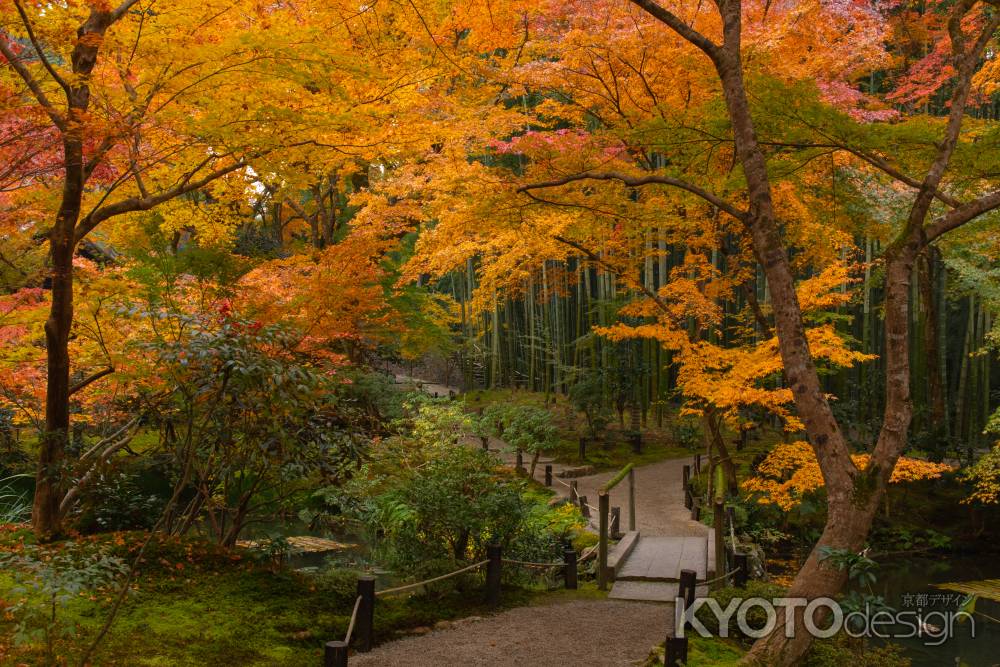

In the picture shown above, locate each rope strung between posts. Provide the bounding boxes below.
[501,558,564,569]
[579,543,599,562]
[374,560,490,597]
[699,567,740,588]
[343,595,362,644]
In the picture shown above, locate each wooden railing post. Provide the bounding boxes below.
[690,500,700,521]
[544,464,553,487]
[578,436,587,462]
[713,501,726,590]
[734,552,748,588]
[486,544,502,606]
[515,450,523,473]
[563,546,578,590]
[678,569,697,618]
[325,641,348,667]
[598,491,610,590]
[628,467,636,531]
[665,636,688,667]
[356,575,376,652]
[682,464,691,509]
[694,453,701,475]
[578,495,591,519]
[570,480,579,503]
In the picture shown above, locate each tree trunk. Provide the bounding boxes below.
[35,227,76,540]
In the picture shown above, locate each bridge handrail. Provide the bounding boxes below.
[600,463,634,493]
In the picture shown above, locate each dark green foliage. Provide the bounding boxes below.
[568,371,612,439]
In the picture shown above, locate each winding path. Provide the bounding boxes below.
[372,375,705,665]
[350,600,665,667]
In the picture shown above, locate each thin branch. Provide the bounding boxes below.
[13,0,70,94]
[628,0,721,61]
[0,37,66,131]
[552,234,674,315]
[925,189,1000,242]
[517,170,747,221]
[75,159,246,243]
[68,366,115,397]
[110,0,145,22]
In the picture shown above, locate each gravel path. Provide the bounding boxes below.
[351,600,666,667]
[380,375,702,665]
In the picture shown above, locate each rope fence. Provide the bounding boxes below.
[323,542,584,666]
[375,560,489,598]
[501,558,563,569]
[699,567,740,588]
[343,596,362,645]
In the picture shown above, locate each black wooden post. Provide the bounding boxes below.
[598,492,610,591]
[433,391,438,398]
[578,436,587,461]
[694,453,701,475]
[486,544,502,606]
[578,495,591,519]
[544,464,553,487]
[570,480,579,503]
[515,450,523,473]
[628,468,636,531]
[713,501,726,590]
[563,547,578,590]
[325,641,348,667]
[690,500,700,521]
[610,506,621,539]
[629,431,641,453]
[664,636,688,667]
[355,575,376,652]
[481,436,489,451]
[682,465,692,510]
[678,569,697,613]
[734,552,749,588]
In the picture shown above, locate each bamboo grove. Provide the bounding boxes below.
[434,239,995,458]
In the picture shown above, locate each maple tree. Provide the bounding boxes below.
[0,0,448,540]
[744,441,954,512]
[352,1,1000,662]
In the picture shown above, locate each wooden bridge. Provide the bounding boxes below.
[607,534,713,602]
[553,455,727,603]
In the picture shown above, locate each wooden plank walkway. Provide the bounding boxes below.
[609,535,710,602]
[617,536,708,581]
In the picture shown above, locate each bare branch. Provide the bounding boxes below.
[68,366,115,396]
[0,36,66,131]
[628,0,722,60]
[925,189,1000,242]
[552,234,675,316]
[75,159,246,243]
[517,170,747,221]
[13,0,70,94]
[110,0,145,23]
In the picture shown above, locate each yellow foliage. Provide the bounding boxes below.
[743,441,955,510]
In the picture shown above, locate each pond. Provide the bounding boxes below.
[872,555,1000,666]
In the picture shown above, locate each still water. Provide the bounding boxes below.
[873,556,1000,666]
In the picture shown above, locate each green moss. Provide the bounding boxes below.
[645,636,745,666]
[0,530,597,666]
